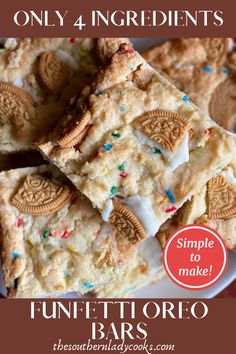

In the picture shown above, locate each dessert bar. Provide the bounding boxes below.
[38,44,236,243]
[0,165,163,297]
[0,37,129,153]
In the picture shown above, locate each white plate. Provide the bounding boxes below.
[0,38,235,299]
[135,250,236,298]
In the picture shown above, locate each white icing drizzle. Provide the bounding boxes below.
[134,130,189,172]
[138,237,163,275]
[222,169,236,185]
[167,133,189,172]
[102,195,160,236]
[122,195,161,236]
[101,199,114,222]
[56,49,79,70]
[13,76,24,88]
[228,38,235,52]
[134,129,159,149]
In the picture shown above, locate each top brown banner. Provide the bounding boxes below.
[0,0,235,37]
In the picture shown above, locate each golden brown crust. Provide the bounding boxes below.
[89,43,144,93]
[96,38,132,63]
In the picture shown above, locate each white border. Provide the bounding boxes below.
[163,225,228,289]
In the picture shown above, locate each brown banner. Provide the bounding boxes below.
[0,299,235,354]
[0,0,236,37]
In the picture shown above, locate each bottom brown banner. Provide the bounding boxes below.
[0,299,234,354]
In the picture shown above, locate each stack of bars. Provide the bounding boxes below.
[0,37,235,298]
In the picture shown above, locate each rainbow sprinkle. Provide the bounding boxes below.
[119,162,128,177]
[120,45,134,54]
[165,206,177,213]
[16,217,23,227]
[110,186,118,197]
[50,226,61,238]
[83,282,94,290]
[104,144,112,151]
[43,230,50,239]
[120,172,128,178]
[119,163,125,172]
[165,189,175,204]
[112,130,121,138]
[203,129,211,137]
[12,252,20,260]
[68,245,77,253]
[103,167,109,176]
[203,66,213,73]
[183,95,190,103]
[61,230,70,239]
[221,67,229,74]
[119,105,126,112]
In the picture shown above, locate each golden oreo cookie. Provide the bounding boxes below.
[0,82,36,125]
[207,174,236,220]
[61,125,92,149]
[11,175,71,215]
[109,201,146,244]
[132,109,190,152]
[38,52,69,93]
[57,111,91,148]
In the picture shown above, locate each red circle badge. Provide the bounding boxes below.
[163,224,228,290]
